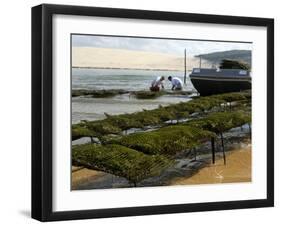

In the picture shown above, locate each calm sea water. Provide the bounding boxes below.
[72,68,195,91]
[72,68,195,123]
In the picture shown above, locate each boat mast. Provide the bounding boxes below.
[184,48,187,84]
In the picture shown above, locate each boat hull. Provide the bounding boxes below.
[190,75,251,96]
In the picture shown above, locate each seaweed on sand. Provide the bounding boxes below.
[113,125,215,155]
[211,92,250,109]
[133,91,164,99]
[72,91,252,140]
[187,111,251,134]
[131,111,162,126]
[183,92,251,113]
[112,111,250,163]
[72,89,90,97]
[132,90,194,99]
[73,89,194,99]
[165,90,193,96]
[91,90,125,98]
[164,94,229,115]
[139,106,178,123]
[103,114,144,131]
[86,121,122,135]
[187,111,251,164]
[72,89,128,98]
[72,121,122,141]
[155,106,188,122]
[170,101,208,114]
[72,144,173,187]
[160,97,223,120]
[72,124,96,140]
[215,92,247,103]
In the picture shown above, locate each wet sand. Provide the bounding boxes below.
[72,93,193,123]
[170,146,251,185]
[72,168,107,189]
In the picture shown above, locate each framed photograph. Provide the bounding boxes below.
[32,4,274,221]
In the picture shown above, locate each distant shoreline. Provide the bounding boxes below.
[72,66,186,72]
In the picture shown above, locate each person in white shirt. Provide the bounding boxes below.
[150,76,165,92]
[168,76,183,90]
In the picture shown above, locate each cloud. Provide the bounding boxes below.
[72,34,252,56]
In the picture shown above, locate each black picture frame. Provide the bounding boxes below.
[32,3,274,222]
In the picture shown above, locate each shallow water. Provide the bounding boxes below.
[72,94,193,123]
[72,68,193,91]
[72,68,195,123]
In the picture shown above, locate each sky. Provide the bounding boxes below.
[72,35,252,57]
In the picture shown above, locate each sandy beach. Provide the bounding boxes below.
[170,145,252,185]
[72,47,211,70]
[72,168,107,189]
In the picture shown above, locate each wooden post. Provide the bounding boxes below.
[220,132,226,165]
[184,49,187,84]
[211,137,215,164]
[199,56,202,68]
[248,123,252,136]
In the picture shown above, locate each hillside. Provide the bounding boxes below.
[196,50,251,66]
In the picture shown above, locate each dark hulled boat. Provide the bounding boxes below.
[189,68,251,96]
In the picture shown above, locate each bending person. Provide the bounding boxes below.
[168,76,183,90]
[150,76,165,92]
